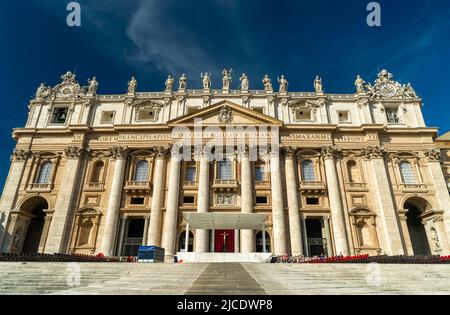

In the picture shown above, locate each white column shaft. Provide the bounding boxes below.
[270,153,287,255]
[285,157,303,256]
[195,156,209,252]
[147,157,167,246]
[240,154,254,253]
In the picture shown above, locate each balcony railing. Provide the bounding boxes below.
[254,180,270,187]
[299,181,327,190]
[398,183,427,192]
[124,181,152,192]
[345,182,368,191]
[84,182,105,191]
[183,181,198,189]
[27,183,53,192]
[212,179,239,191]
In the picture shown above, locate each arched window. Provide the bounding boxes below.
[301,160,316,182]
[399,161,416,184]
[90,161,104,183]
[218,159,233,180]
[347,160,360,183]
[134,160,149,182]
[37,161,53,184]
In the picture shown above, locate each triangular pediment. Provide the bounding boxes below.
[168,100,283,126]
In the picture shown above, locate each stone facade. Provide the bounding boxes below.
[0,70,449,258]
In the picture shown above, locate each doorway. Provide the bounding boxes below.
[21,197,48,254]
[214,230,235,252]
[305,218,327,257]
[405,203,431,256]
[122,218,145,256]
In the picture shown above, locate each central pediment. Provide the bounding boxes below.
[168,101,283,126]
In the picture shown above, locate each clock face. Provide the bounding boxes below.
[379,82,397,97]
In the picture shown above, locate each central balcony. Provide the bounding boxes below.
[299,181,327,194]
[212,179,239,192]
[124,181,152,193]
[27,183,53,193]
[84,182,105,192]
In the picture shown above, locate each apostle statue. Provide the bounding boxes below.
[355,75,366,94]
[35,83,51,100]
[179,74,187,90]
[240,73,249,91]
[128,75,137,94]
[201,72,211,90]
[222,69,232,90]
[278,75,288,93]
[314,75,323,93]
[88,76,99,94]
[165,74,174,92]
[403,83,417,98]
[262,74,273,92]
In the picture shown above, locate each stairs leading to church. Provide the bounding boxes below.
[0,262,449,295]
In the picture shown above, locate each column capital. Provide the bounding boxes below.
[65,146,86,159]
[424,148,441,161]
[153,146,170,160]
[12,149,31,161]
[362,145,386,160]
[109,146,129,160]
[321,145,341,160]
[283,146,298,160]
[194,144,214,161]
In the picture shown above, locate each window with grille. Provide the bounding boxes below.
[134,160,149,182]
[51,107,69,124]
[301,160,316,182]
[218,159,233,180]
[399,161,416,184]
[37,162,53,184]
[185,165,196,182]
[386,109,400,124]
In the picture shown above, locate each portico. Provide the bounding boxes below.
[177,212,272,262]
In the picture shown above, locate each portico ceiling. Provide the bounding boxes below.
[183,212,269,230]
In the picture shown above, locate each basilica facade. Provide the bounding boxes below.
[0,69,449,259]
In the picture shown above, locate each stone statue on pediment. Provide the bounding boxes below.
[240,73,249,91]
[201,72,211,90]
[278,75,288,93]
[61,71,76,83]
[222,69,232,90]
[314,75,323,93]
[128,76,137,94]
[262,74,273,92]
[355,75,366,93]
[179,74,187,90]
[165,75,174,92]
[88,77,98,94]
[36,83,51,100]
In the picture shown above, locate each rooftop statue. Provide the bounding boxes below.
[165,74,174,92]
[278,75,288,93]
[179,74,187,90]
[355,75,366,94]
[88,77,98,94]
[240,73,249,91]
[128,75,137,94]
[201,72,211,90]
[262,74,273,92]
[314,75,323,93]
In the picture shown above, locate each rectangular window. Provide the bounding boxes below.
[255,165,265,181]
[186,106,200,115]
[306,197,319,205]
[138,109,157,122]
[51,107,69,124]
[256,196,268,204]
[185,166,196,182]
[338,111,350,123]
[100,111,115,124]
[183,196,195,204]
[130,197,145,205]
[218,159,233,180]
[386,109,400,124]
[295,109,311,121]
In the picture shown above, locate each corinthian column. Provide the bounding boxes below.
[45,146,85,254]
[0,149,30,251]
[101,146,128,256]
[322,146,349,256]
[424,149,450,252]
[162,151,182,258]
[195,147,210,253]
[147,147,168,247]
[284,147,303,256]
[363,146,404,255]
[270,147,287,255]
[240,146,255,253]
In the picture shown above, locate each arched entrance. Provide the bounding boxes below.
[20,197,49,254]
[404,197,431,256]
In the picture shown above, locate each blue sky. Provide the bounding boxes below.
[0,0,449,190]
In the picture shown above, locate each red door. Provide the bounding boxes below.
[215,230,235,253]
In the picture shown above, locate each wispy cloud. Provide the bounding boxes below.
[125,0,222,78]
